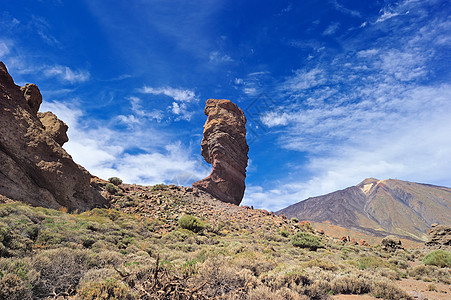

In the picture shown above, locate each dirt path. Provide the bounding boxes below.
[333,294,378,300]
[397,278,450,300]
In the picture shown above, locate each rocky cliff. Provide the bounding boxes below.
[0,61,107,211]
[192,99,248,205]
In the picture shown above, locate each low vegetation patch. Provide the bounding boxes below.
[108,177,123,186]
[422,250,451,268]
[178,215,205,233]
[291,232,324,250]
[0,200,441,299]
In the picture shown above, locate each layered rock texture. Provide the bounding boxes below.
[426,225,450,250]
[277,178,451,242]
[0,61,107,211]
[193,99,248,205]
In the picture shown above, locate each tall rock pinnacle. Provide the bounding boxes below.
[192,99,249,205]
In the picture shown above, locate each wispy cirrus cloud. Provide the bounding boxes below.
[0,41,9,57]
[243,0,451,211]
[117,96,164,127]
[322,22,340,36]
[44,65,90,83]
[141,86,198,102]
[331,0,361,17]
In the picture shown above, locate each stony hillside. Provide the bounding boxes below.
[277,178,451,242]
[1,180,450,299]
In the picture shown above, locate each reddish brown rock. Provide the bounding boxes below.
[0,61,107,211]
[38,111,69,146]
[359,239,370,247]
[192,99,249,205]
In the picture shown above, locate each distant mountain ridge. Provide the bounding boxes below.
[276,178,451,241]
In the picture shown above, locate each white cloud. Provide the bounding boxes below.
[375,0,415,23]
[242,2,451,211]
[170,102,193,121]
[243,87,257,95]
[234,78,244,85]
[117,96,164,127]
[141,86,198,102]
[44,65,90,83]
[283,68,326,91]
[379,50,427,81]
[332,0,361,17]
[260,111,290,127]
[357,49,379,57]
[40,100,208,186]
[209,51,233,63]
[322,23,340,36]
[0,42,10,57]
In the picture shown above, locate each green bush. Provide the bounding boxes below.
[105,183,118,195]
[423,250,451,268]
[291,232,323,251]
[279,229,290,238]
[178,215,205,233]
[108,177,123,186]
[290,218,299,223]
[151,184,167,191]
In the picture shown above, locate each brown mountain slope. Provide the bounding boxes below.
[276,178,451,241]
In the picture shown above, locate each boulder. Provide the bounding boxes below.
[38,112,69,146]
[381,235,404,252]
[192,99,249,205]
[425,225,450,250]
[0,61,107,211]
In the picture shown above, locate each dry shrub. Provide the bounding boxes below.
[93,250,125,268]
[370,278,412,299]
[0,273,32,300]
[357,255,386,270]
[0,255,35,299]
[232,251,276,276]
[388,258,409,269]
[30,247,92,298]
[248,285,308,300]
[330,273,371,294]
[377,267,401,280]
[78,272,134,300]
[196,257,258,298]
[408,264,451,284]
[303,258,338,271]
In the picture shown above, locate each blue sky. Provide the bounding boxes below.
[1,0,450,211]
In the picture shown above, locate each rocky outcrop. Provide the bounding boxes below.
[381,235,404,252]
[425,225,451,250]
[0,61,107,211]
[192,99,248,205]
[38,112,69,146]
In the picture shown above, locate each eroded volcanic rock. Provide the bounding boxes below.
[0,61,107,211]
[192,99,248,205]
